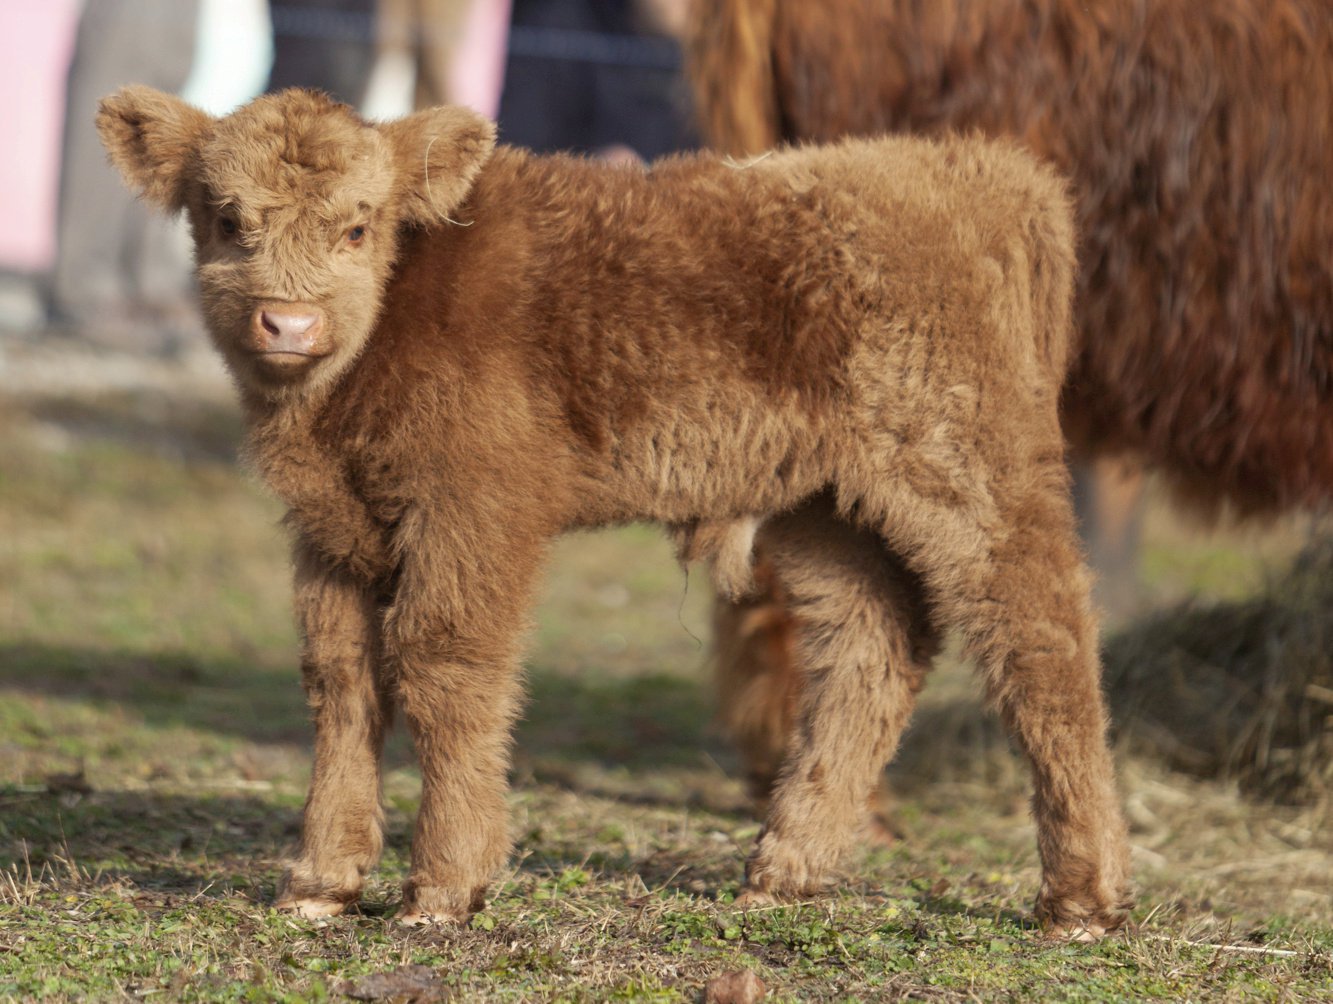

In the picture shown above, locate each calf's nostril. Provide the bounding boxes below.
[260,310,320,339]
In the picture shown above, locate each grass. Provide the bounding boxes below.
[1,381,1331,1001]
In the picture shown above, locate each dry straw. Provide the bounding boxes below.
[1103,541,1333,803]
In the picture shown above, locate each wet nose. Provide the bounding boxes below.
[260,309,319,339]
[252,305,325,354]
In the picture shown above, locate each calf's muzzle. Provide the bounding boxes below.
[248,302,330,372]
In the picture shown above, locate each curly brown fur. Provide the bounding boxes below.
[689,0,1331,881]
[98,86,1129,934]
[690,0,1333,515]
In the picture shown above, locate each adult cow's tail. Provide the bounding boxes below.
[686,0,782,155]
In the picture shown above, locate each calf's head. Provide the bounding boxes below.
[96,87,495,397]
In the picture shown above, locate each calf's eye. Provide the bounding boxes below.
[347,225,367,246]
[219,216,238,238]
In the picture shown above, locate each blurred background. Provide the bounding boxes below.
[0,0,697,354]
[1,3,1329,991]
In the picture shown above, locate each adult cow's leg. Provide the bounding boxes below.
[739,500,939,901]
[1071,454,1146,624]
[276,545,392,917]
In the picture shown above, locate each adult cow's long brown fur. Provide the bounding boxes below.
[97,86,1130,936]
[692,0,1333,514]
[689,0,1333,818]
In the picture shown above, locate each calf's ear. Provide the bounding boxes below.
[96,86,213,213]
[380,105,497,225]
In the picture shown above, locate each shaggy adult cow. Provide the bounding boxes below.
[689,0,1333,811]
[97,86,1130,936]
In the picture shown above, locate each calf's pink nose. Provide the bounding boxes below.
[261,309,319,339]
[252,305,325,354]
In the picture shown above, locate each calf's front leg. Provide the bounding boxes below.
[384,526,541,924]
[276,545,392,917]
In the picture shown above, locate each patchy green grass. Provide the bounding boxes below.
[2,386,1331,1001]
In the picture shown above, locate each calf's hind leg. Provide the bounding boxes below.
[739,500,939,902]
[879,468,1131,937]
[961,515,1131,937]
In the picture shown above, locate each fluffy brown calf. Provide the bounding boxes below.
[97,86,1129,935]
[689,0,1333,812]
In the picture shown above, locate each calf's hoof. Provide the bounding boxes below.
[399,881,486,926]
[1043,918,1113,943]
[397,907,469,927]
[733,888,779,910]
[743,837,833,904]
[736,845,829,909]
[1036,889,1132,942]
[275,896,349,919]
[277,860,365,919]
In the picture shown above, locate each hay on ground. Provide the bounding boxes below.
[1104,542,1333,803]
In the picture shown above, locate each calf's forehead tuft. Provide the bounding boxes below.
[199,90,392,218]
